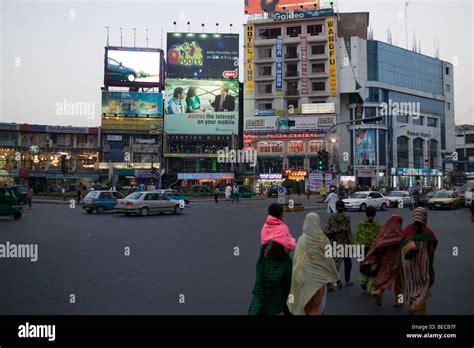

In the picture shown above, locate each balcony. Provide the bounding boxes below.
[284,53,300,61]
[285,89,300,97]
[308,54,328,61]
[255,74,275,82]
[284,71,299,79]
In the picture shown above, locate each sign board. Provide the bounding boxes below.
[259,173,283,180]
[246,25,254,94]
[244,115,335,134]
[177,173,234,180]
[302,103,335,114]
[277,186,287,204]
[357,169,375,178]
[327,17,337,96]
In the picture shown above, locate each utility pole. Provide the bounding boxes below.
[405,2,410,50]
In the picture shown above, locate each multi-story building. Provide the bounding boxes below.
[0,122,100,189]
[336,15,455,189]
[453,124,474,183]
[243,8,339,191]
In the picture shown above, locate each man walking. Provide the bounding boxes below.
[214,186,220,204]
[27,186,33,209]
[232,183,239,203]
[325,187,339,214]
[76,183,82,204]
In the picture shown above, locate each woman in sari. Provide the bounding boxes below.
[361,214,404,307]
[401,207,437,315]
[287,213,340,315]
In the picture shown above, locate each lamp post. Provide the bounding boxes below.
[389,124,407,188]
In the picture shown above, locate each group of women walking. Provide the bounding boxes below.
[249,203,437,316]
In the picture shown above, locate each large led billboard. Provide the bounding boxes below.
[166,33,239,79]
[104,47,164,88]
[164,79,239,135]
[102,91,163,117]
[244,0,320,14]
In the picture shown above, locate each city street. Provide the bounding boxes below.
[1,198,473,315]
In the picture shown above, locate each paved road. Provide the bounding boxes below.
[1,198,473,315]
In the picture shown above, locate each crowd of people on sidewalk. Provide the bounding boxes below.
[248,202,438,316]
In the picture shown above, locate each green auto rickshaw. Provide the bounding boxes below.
[10,185,28,204]
[0,186,22,220]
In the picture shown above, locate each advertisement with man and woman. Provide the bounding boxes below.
[164,79,239,135]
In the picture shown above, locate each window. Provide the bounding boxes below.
[413,138,424,168]
[369,192,382,199]
[413,116,424,126]
[258,48,272,59]
[311,45,325,55]
[312,81,325,91]
[465,134,474,144]
[258,141,283,153]
[286,99,299,109]
[288,141,304,153]
[258,66,272,76]
[307,24,323,36]
[446,84,451,92]
[100,192,113,199]
[427,117,438,127]
[286,26,301,37]
[259,28,281,39]
[397,136,409,167]
[397,115,408,123]
[311,63,325,73]
[309,141,322,152]
[112,192,124,199]
[287,81,298,92]
[445,66,450,75]
[258,84,272,94]
[286,63,298,77]
[447,102,451,110]
[286,45,298,59]
[258,102,273,110]
[429,139,438,168]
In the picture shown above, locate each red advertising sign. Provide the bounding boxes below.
[245,0,320,14]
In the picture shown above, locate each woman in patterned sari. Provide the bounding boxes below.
[287,213,340,315]
[362,214,404,307]
[400,207,437,315]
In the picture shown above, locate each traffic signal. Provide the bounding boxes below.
[321,150,329,171]
[317,151,324,171]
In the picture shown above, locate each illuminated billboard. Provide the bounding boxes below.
[166,33,239,79]
[164,79,239,135]
[104,47,163,88]
[102,91,163,117]
[245,0,320,14]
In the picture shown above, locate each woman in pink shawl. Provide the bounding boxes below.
[361,214,404,307]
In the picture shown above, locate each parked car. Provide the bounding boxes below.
[266,186,279,197]
[342,191,390,211]
[386,191,414,208]
[238,185,256,199]
[10,185,28,204]
[419,190,437,207]
[156,189,190,205]
[82,190,125,214]
[428,190,461,210]
[0,186,22,220]
[107,57,137,82]
[115,192,184,216]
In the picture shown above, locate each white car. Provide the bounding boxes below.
[343,191,390,211]
[115,191,184,216]
[386,191,414,208]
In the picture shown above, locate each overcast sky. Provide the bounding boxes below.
[1,0,472,127]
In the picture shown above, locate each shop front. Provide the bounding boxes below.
[256,173,283,194]
[177,172,235,191]
[390,167,443,189]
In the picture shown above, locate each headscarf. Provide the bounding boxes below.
[412,207,428,225]
[362,214,403,265]
[287,213,340,315]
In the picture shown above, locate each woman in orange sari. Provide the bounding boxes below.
[361,214,404,307]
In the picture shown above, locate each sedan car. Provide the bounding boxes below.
[156,189,190,205]
[343,191,390,211]
[107,58,137,82]
[82,190,125,214]
[428,190,461,210]
[386,191,414,208]
[115,192,184,216]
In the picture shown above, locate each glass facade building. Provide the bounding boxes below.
[367,40,443,95]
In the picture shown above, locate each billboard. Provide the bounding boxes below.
[164,79,239,135]
[102,91,163,117]
[246,25,254,94]
[327,17,338,96]
[167,33,239,79]
[104,47,163,88]
[244,115,335,134]
[245,0,320,14]
[355,129,376,166]
[302,102,335,114]
[273,8,334,20]
[101,117,163,131]
[275,39,283,95]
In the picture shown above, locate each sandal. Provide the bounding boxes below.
[345,281,354,287]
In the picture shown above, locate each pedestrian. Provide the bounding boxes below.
[76,183,82,204]
[361,214,404,307]
[27,186,33,209]
[401,207,437,315]
[225,184,232,200]
[213,186,220,203]
[232,183,239,203]
[61,186,66,201]
[248,203,296,315]
[353,206,382,293]
[306,186,311,200]
[470,189,474,221]
[325,187,339,214]
[324,200,353,289]
[319,184,327,203]
[287,213,340,315]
